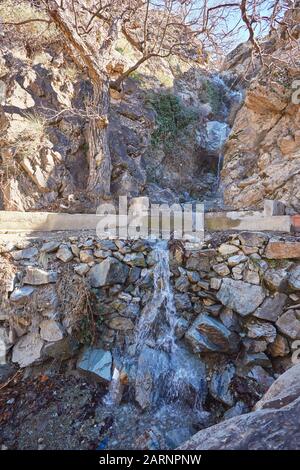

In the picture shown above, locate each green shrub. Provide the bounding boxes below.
[146,92,198,152]
[202,80,223,115]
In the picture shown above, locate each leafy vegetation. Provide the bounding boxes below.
[202,80,223,115]
[146,92,198,152]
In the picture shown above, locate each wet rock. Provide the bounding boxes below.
[135,346,169,410]
[12,332,44,367]
[174,276,190,292]
[209,363,236,406]
[185,313,240,354]
[40,320,64,342]
[216,278,265,316]
[77,347,112,382]
[254,293,287,322]
[175,293,192,311]
[263,269,288,292]
[220,309,240,332]
[10,286,35,303]
[288,266,300,291]
[187,271,201,284]
[276,310,300,339]
[165,427,194,449]
[167,345,207,405]
[88,257,129,287]
[128,267,141,283]
[56,245,73,262]
[11,247,38,260]
[23,267,57,285]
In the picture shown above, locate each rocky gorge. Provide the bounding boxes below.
[1,0,300,453]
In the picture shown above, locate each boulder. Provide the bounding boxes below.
[276,310,300,339]
[77,347,112,382]
[12,333,44,368]
[246,320,277,344]
[185,314,240,354]
[179,396,300,450]
[135,346,169,410]
[11,247,38,260]
[263,268,288,292]
[23,267,57,285]
[216,278,265,316]
[40,241,60,253]
[123,253,147,268]
[40,320,64,342]
[79,250,94,263]
[56,245,73,262]
[217,244,240,256]
[239,232,269,247]
[265,241,300,259]
[87,257,129,287]
[255,363,300,410]
[74,263,90,276]
[209,363,236,406]
[253,293,287,322]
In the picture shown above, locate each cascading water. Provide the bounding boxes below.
[104,240,206,416]
[135,240,178,355]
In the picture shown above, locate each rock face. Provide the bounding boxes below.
[222,20,300,213]
[216,279,265,316]
[180,364,300,450]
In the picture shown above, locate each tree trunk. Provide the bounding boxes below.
[86,78,111,198]
[47,2,112,199]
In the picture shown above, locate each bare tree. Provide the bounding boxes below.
[2,0,299,200]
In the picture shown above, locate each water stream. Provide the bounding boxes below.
[101,241,207,448]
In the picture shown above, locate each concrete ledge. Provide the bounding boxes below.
[0,210,293,234]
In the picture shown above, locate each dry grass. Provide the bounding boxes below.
[13,111,47,160]
[56,273,97,345]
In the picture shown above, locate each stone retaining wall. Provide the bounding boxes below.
[1,231,300,416]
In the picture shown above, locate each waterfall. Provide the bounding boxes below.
[104,240,206,411]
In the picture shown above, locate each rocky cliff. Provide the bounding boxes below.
[222,9,300,213]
